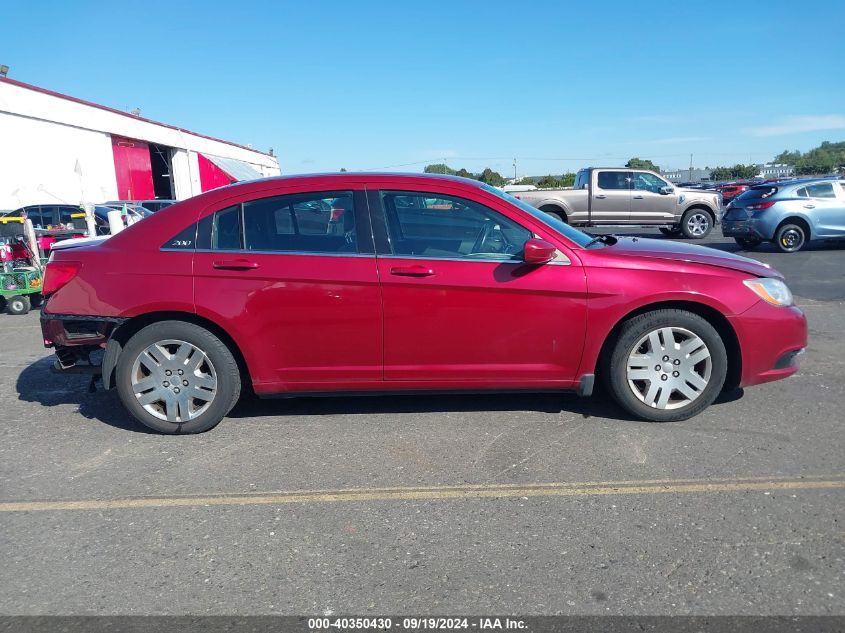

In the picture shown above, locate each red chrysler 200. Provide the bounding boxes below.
[40,173,807,434]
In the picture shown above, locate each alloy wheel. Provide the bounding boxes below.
[686,213,710,237]
[625,327,712,410]
[130,339,218,423]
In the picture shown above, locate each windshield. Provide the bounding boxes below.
[481,184,596,248]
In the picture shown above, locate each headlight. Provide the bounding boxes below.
[744,278,793,306]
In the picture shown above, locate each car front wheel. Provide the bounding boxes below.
[680,209,713,239]
[116,320,241,434]
[603,310,727,422]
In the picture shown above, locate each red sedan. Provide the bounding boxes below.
[41,173,807,433]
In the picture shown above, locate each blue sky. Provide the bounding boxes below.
[3,0,843,176]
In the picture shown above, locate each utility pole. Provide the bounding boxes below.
[513,158,517,181]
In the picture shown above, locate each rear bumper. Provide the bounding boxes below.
[41,312,125,349]
[721,219,771,240]
[728,301,807,388]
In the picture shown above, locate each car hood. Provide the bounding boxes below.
[601,236,779,278]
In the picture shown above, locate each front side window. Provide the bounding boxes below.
[381,191,531,260]
[804,183,835,199]
[596,171,631,190]
[632,172,668,193]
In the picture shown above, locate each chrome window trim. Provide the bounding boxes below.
[160,248,375,258]
[159,248,571,265]
[375,253,571,266]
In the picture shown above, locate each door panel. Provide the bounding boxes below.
[591,171,631,223]
[629,172,676,222]
[192,187,382,391]
[371,188,588,384]
[195,252,382,387]
[378,257,587,382]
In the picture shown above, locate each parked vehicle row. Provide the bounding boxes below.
[41,173,805,433]
[513,168,723,239]
[721,178,845,253]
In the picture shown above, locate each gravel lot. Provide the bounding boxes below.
[1,230,843,615]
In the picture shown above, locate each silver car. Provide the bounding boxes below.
[721,178,845,252]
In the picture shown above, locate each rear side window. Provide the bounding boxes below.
[213,205,242,250]
[596,171,631,190]
[242,191,357,253]
[796,188,809,198]
[574,170,589,189]
[804,183,835,198]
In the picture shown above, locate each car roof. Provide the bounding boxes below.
[751,177,840,189]
[210,172,490,194]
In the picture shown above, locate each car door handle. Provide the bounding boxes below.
[595,194,607,199]
[213,259,260,270]
[390,265,435,277]
[804,204,815,209]
[632,195,644,199]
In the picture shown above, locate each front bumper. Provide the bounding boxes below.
[728,301,807,388]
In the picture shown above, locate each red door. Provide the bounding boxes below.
[372,187,588,385]
[111,136,154,200]
[192,187,382,393]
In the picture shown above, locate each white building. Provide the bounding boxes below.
[756,163,795,179]
[0,77,281,210]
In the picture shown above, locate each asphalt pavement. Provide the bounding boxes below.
[0,229,842,616]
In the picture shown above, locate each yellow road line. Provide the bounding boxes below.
[1,475,842,513]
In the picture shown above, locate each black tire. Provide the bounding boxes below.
[115,320,242,434]
[29,293,43,308]
[774,223,806,253]
[602,309,728,422]
[680,208,713,239]
[659,227,681,236]
[734,237,762,249]
[6,295,31,315]
[540,206,567,223]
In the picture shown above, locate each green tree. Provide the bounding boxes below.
[339,167,347,172]
[709,166,732,181]
[626,157,660,172]
[424,163,457,175]
[478,168,506,187]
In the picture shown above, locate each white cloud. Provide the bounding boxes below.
[747,115,845,137]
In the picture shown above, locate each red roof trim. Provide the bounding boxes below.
[0,76,273,157]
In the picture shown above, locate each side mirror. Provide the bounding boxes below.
[523,238,557,265]
[659,186,674,195]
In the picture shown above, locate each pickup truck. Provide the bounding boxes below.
[513,167,722,239]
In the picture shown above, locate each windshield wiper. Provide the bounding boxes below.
[584,233,618,248]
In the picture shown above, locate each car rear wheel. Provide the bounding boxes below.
[6,295,31,315]
[774,223,806,253]
[116,320,241,434]
[734,237,762,249]
[603,309,727,422]
[680,209,713,239]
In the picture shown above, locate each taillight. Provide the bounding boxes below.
[747,201,776,212]
[42,261,81,296]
